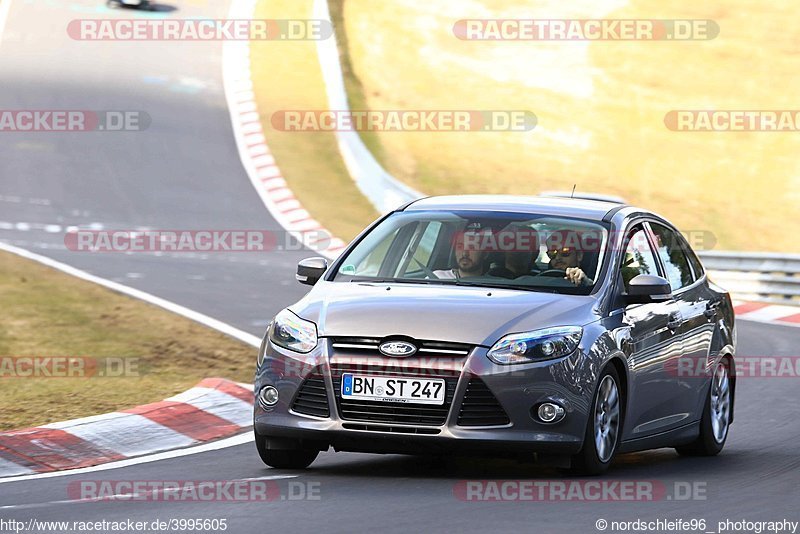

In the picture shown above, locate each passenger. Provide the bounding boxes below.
[488,250,536,279]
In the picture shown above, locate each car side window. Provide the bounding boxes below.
[649,223,695,291]
[682,236,705,279]
[397,221,443,276]
[621,226,660,291]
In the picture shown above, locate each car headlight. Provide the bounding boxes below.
[487,326,582,365]
[268,309,318,353]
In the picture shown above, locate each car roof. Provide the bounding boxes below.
[402,195,631,221]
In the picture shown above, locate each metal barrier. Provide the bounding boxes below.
[699,251,800,305]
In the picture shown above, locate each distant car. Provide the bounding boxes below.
[106,0,152,10]
[254,195,735,474]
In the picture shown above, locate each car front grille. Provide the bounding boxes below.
[457,378,510,427]
[330,337,472,357]
[290,369,330,418]
[331,364,459,426]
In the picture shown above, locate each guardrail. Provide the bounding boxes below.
[699,251,800,305]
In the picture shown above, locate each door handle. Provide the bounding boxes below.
[667,313,683,331]
[704,303,719,320]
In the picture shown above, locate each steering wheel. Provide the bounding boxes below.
[534,269,567,278]
[412,257,439,279]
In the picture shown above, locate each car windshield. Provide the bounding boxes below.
[332,210,609,295]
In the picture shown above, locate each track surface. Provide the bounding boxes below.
[1,1,799,532]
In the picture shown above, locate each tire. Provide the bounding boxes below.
[676,359,731,457]
[570,365,623,475]
[255,432,319,469]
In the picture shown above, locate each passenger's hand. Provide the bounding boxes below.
[565,267,587,286]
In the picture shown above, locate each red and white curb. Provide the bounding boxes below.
[733,300,800,327]
[0,378,253,478]
[222,0,347,261]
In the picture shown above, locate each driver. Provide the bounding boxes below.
[545,230,594,286]
[432,230,488,279]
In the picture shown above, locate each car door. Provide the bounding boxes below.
[648,222,715,422]
[616,224,685,441]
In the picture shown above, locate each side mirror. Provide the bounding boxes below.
[625,274,672,304]
[296,257,328,286]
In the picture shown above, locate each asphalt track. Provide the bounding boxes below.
[1,1,799,533]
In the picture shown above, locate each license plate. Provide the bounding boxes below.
[341,374,446,405]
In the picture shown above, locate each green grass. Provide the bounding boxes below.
[0,251,256,430]
[293,0,799,253]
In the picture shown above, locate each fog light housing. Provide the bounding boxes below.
[259,385,279,408]
[537,402,565,423]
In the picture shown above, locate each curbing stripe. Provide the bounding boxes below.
[166,387,253,427]
[46,412,196,458]
[0,379,254,478]
[0,428,124,472]
[125,401,242,442]
[222,0,344,261]
[733,301,800,327]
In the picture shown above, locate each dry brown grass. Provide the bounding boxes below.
[334,0,799,252]
[0,251,256,430]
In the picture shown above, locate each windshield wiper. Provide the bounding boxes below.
[349,277,438,285]
[450,280,559,293]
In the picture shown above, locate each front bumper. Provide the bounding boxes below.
[254,338,597,456]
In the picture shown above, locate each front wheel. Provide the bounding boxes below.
[255,432,319,469]
[676,359,731,456]
[570,366,623,475]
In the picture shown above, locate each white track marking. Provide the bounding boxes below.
[0,241,261,348]
[0,457,33,477]
[0,432,258,485]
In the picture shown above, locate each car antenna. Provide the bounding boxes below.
[570,184,576,198]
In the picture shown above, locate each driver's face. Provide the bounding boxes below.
[455,235,485,274]
[548,247,581,270]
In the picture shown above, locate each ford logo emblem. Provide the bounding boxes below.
[379,341,417,357]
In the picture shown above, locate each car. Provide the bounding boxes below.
[106,0,152,10]
[254,195,735,474]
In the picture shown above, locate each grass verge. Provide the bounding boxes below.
[318,0,798,252]
[0,251,255,430]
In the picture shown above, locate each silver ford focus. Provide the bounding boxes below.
[254,195,736,474]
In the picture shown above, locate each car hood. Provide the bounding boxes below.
[290,281,600,347]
